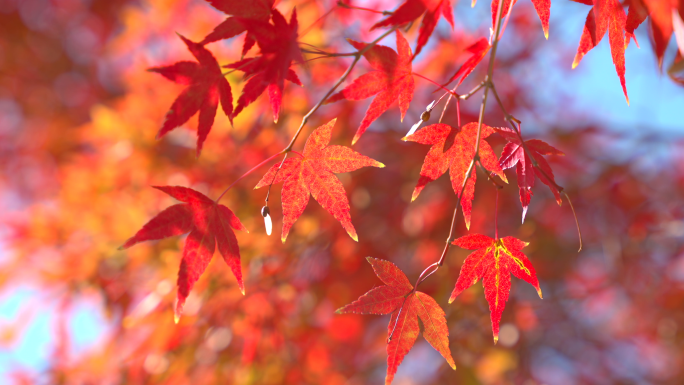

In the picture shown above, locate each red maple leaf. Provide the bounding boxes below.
[443,37,490,89]
[326,31,415,145]
[571,0,630,104]
[624,0,648,48]
[488,0,551,39]
[403,122,507,229]
[200,0,274,55]
[255,118,384,242]
[225,8,303,123]
[148,35,233,156]
[495,127,564,222]
[641,0,683,68]
[370,0,454,58]
[120,186,248,322]
[448,234,542,343]
[336,257,456,385]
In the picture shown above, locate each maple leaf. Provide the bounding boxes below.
[495,126,564,222]
[641,0,683,68]
[402,122,507,229]
[201,0,274,55]
[442,37,490,89]
[225,8,303,123]
[624,0,648,48]
[448,234,542,343]
[336,257,456,385]
[326,31,415,145]
[571,0,630,104]
[148,35,233,156]
[120,186,248,322]
[480,0,549,39]
[370,0,454,58]
[254,118,384,242]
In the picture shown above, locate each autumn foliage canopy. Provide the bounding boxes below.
[1,0,684,383]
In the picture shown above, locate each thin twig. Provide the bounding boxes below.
[413,73,459,97]
[488,77,581,250]
[489,83,565,193]
[563,191,583,252]
[337,1,393,15]
[215,151,285,202]
[284,27,399,152]
[407,0,507,293]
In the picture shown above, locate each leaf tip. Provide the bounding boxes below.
[571,59,580,70]
[544,29,549,40]
[537,288,543,299]
[493,334,498,344]
[174,300,184,324]
[377,162,386,168]
[350,232,359,242]
[410,190,420,202]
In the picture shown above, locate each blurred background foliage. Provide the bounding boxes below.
[0,0,683,384]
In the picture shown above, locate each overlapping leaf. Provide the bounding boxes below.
[148,35,233,156]
[336,257,456,385]
[481,0,550,38]
[443,38,490,89]
[200,0,274,55]
[449,234,542,343]
[255,119,384,242]
[624,0,648,48]
[370,0,454,57]
[571,0,630,104]
[496,126,564,222]
[326,31,415,145]
[641,0,684,68]
[403,122,507,229]
[226,8,303,123]
[120,186,248,322]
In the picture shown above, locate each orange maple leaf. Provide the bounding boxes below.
[337,257,456,385]
[255,118,384,242]
[326,31,415,145]
[403,122,507,229]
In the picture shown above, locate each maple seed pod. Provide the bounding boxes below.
[261,206,272,236]
[420,110,430,122]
